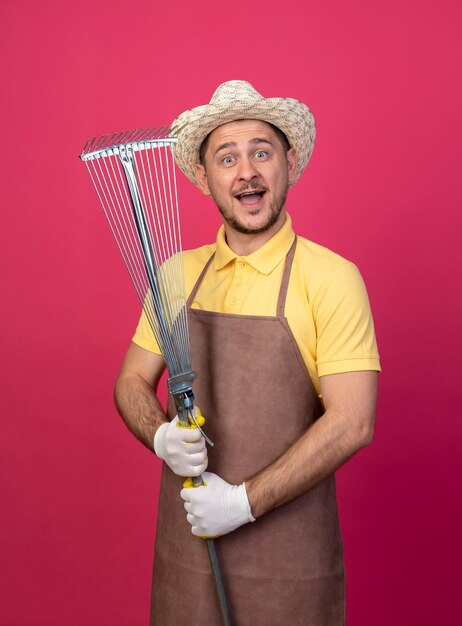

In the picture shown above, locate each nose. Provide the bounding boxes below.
[237,156,259,182]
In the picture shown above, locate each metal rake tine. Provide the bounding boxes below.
[132,128,146,142]
[81,137,91,155]
[117,130,132,144]
[110,131,121,145]
[126,128,140,143]
[155,125,169,138]
[112,130,127,146]
[159,125,171,138]
[148,126,161,139]
[88,136,98,152]
[140,128,152,141]
[150,127,164,140]
[94,134,108,151]
[98,134,109,150]
[78,122,178,159]
[151,127,168,139]
[145,127,159,139]
[138,127,153,141]
[105,132,118,148]
[143,126,156,141]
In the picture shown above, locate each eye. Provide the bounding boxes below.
[222,155,235,165]
[255,150,268,159]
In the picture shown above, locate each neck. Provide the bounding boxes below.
[224,211,287,256]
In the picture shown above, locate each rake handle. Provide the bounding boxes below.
[176,402,234,626]
[206,538,234,626]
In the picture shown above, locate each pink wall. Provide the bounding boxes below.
[1,0,460,624]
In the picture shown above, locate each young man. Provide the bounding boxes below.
[115,80,380,625]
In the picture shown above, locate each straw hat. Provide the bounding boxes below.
[171,80,315,187]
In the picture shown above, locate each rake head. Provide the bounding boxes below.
[80,124,186,161]
[79,123,190,376]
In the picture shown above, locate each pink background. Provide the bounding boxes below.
[1,0,461,624]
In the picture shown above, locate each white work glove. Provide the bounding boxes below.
[180,471,256,538]
[153,411,208,477]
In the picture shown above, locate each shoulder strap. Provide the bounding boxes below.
[186,252,216,307]
[276,237,297,318]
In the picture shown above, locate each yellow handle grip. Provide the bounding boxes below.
[183,476,206,489]
[180,407,207,490]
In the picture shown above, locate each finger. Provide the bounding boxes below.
[186,513,196,526]
[188,451,207,465]
[195,456,208,471]
[180,428,204,444]
[193,456,208,472]
[183,441,206,454]
[183,501,191,513]
[188,462,207,477]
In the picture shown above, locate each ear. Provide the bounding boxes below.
[195,163,212,196]
[286,148,298,184]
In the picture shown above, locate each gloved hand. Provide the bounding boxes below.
[153,410,208,477]
[180,471,256,538]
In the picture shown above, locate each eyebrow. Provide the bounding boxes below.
[214,137,274,156]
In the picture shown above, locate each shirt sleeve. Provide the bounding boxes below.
[131,253,190,356]
[132,308,162,355]
[313,261,381,377]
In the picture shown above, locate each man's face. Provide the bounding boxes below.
[195,120,297,235]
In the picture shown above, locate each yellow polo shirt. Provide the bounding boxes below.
[132,214,380,396]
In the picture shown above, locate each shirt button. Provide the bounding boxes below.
[238,262,245,268]
[235,281,241,287]
[229,297,236,305]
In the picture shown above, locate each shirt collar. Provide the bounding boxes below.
[214,213,295,275]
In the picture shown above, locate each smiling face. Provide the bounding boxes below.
[195,120,297,242]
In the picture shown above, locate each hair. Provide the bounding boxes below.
[199,121,290,165]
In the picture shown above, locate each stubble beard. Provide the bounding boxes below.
[212,185,289,235]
